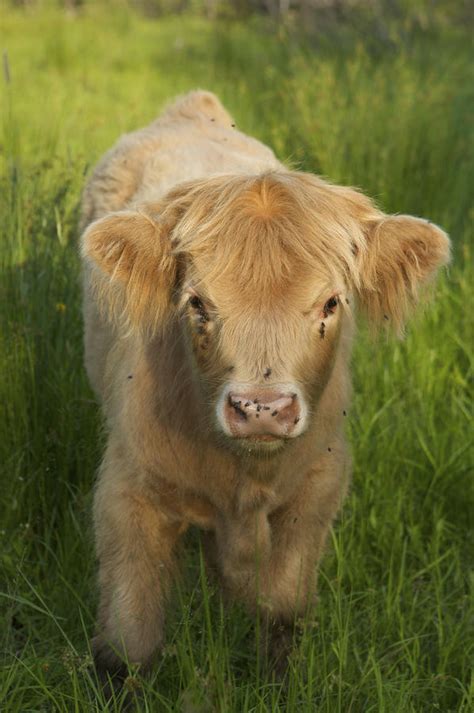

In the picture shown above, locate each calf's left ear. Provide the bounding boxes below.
[81,208,178,333]
[356,214,451,333]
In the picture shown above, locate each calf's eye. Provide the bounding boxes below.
[323,296,338,316]
[189,295,204,310]
[188,294,211,325]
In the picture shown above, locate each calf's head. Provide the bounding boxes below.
[82,172,450,452]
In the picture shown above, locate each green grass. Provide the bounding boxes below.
[1,4,473,711]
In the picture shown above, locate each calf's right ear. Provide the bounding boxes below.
[81,209,178,333]
[355,214,451,334]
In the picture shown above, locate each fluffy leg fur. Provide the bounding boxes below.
[92,441,182,683]
[216,464,345,676]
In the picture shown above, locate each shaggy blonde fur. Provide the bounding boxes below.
[79,90,450,679]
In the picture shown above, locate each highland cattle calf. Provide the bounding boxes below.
[79,90,450,682]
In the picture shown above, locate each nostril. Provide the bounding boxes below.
[228,396,248,422]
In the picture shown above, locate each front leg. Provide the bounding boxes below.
[92,443,183,682]
[218,459,347,675]
[262,463,348,674]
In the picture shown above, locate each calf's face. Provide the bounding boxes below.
[82,172,450,453]
[181,258,346,452]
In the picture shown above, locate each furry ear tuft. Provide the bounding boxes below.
[81,210,178,334]
[356,215,450,334]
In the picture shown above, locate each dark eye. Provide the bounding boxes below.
[323,296,338,316]
[188,294,211,324]
[189,295,204,310]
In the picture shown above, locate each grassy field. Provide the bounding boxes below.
[0,3,473,711]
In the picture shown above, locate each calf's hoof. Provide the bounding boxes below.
[260,618,295,681]
[92,636,130,698]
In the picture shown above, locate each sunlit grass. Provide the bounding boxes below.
[0,4,472,711]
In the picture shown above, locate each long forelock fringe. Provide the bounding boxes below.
[170,171,376,300]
